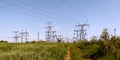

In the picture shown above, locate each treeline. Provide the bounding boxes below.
[75,29,120,60]
[0,40,8,43]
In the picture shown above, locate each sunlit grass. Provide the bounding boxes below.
[0,42,68,60]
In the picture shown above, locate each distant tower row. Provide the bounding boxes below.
[13,30,29,42]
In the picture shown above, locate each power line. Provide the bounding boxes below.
[59,0,88,20]
[14,0,66,20]
[0,0,69,24]
[0,0,57,20]
[92,0,108,16]
[0,1,50,20]
[88,0,109,20]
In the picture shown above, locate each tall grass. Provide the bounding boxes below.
[70,44,84,60]
[0,42,68,60]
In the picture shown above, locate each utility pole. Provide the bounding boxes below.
[75,23,89,41]
[114,28,116,37]
[38,32,40,41]
[13,31,19,43]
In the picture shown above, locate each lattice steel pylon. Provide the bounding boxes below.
[74,22,90,41]
[19,30,29,42]
[13,31,19,42]
[24,30,29,42]
[45,22,56,42]
[19,30,24,43]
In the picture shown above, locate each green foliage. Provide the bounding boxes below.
[75,34,120,60]
[100,29,110,40]
[70,45,84,60]
[0,40,8,43]
[76,41,106,59]
[57,38,62,43]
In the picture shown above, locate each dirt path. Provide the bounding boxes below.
[64,46,70,60]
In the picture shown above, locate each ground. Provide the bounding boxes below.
[64,46,71,60]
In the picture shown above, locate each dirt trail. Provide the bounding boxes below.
[64,46,70,60]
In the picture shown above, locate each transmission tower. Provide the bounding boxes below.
[24,30,29,42]
[45,22,56,42]
[52,31,57,42]
[75,22,90,41]
[74,30,79,40]
[19,30,24,43]
[13,31,19,42]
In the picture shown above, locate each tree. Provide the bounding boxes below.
[90,36,98,44]
[100,29,110,40]
[57,38,62,43]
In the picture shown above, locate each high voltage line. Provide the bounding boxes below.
[91,0,108,16]
[88,0,109,20]
[0,4,40,19]
[59,0,88,20]
[0,0,51,20]
[0,0,109,22]
[0,25,43,28]
[0,0,55,19]
[14,0,66,20]
[0,0,66,21]
[0,0,83,20]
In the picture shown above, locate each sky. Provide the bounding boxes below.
[0,0,120,42]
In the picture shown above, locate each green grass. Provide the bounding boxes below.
[0,42,68,60]
[70,44,84,60]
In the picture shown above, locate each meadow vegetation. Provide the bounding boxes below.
[0,42,68,60]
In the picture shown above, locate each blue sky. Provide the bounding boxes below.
[0,0,120,42]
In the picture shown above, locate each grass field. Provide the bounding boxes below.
[70,44,84,60]
[0,42,68,60]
